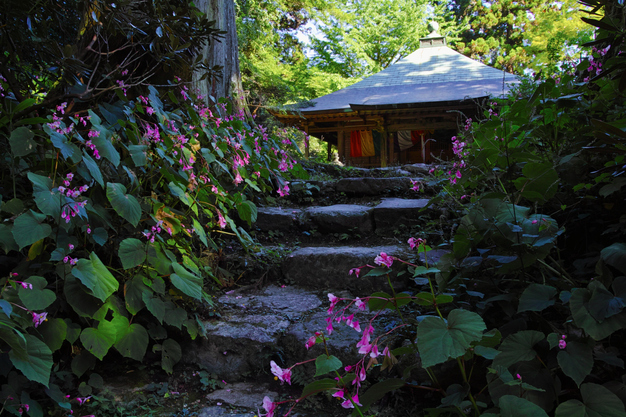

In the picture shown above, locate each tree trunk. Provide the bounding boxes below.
[192,0,246,115]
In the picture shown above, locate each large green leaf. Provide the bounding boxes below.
[301,378,338,397]
[80,322,117,361]
[557,341,593,387]
[33,189,61,219]
[128,144,148,166]
[500,395,549,417]
[518,284,557,313]
[49,130,81,163]
[10,127,37,157]
[314,355,342,377]
[555,383,626,417]
[142,292,166,323]
[359,378,405,407]
[82,151,104,187]
[38,318,67,352]
[9,334,53,387]
[170,263,203,300]
[416,309,486,368]
[119,238,146,269]
[513,162,559,203]
[12,210,52,250]
[237,200,258,226]
[114,323,148,361]
[492,330,545,368]
[106,182,141,227]
[71,252,119,302]
[162,338,181,374]
[601,243,626,275]
[92,136,121,167]
[64,275,103,318]
[71,350,96,377]
[125,275,148,315]
[192,218,209,247]
[0,224,18,253]
[570,285,626,341]
[18,276,56,310]
[168,182,192,206]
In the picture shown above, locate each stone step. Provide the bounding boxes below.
[184,286,374,385]
[282,245,412,294]
[290,176,428,199]
[255,198,432,235]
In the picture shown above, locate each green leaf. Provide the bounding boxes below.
[416,309,486,368]
[91,135,121,167]
[12,210,52,250]
[64,320,81,344]
[162,338,181,374]
[499,395,549,417]
[570,285,626,341]
[170,263,203,300]
[64,275,103,318]
[168,182,193,207]
[33,189,61,219]
[9,334,53,387]
[92,227,108,246]
[513,162,559,203]
[368,291,393,311]
[237,200,258,226]
[125,275,148,315]
[555,383,626,417]
[49,130,81,163]
[71,252,119,302]
[518,284,557,313]
[0,224,18,253]
[142,292,166,324]
[38,318,67,352]
[493,330,545,368]
[10,127,37,157]
[129,145,148,166]
[0,300,12,317]
[359,378,405,407]
[192,218,208,247]
[106,182,141,227]
[557,341,593,387]
[27,172,52,192]
[301,378,337,397]
[88,373,104,389]
[71,350,96,377]
[314,355,342,377]
[80,323,116,361]
[18,276,56,310]
[474,346,501,360]
[82,151,104,187]
[114,323,148,361]
[601,243,626,275]
[119,238,146,269]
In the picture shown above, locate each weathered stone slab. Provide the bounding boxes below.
[185,286,323,381]
[402,163,432,175]
[282,245,410,294]
[303,204,373,234]
[255,207,301,231]
[335,177,415,195]
[204,382,278,412]
[373,198,430,231]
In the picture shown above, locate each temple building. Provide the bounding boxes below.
[270,23,519,167]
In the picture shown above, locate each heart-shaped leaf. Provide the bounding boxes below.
[12,210,52,250]
[106,182,141,227]
[119,238,146,269]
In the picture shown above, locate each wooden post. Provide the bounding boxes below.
[421,133,426,163]
[381,128,388,168]
[327,140,332,162]
[337,130,345,163]
[304,124,310,159]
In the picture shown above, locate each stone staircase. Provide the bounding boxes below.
[187,164,442,416]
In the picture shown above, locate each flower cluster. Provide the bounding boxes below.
[32,311,48,328]
[270,361,292,385]
[85,137,101,160]
[143,221,168,243]
[584,46,609,82]
[374,252,394,268]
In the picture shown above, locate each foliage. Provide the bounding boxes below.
[260,2,626,416]
[0,72,304,417]
[437,0,594,75]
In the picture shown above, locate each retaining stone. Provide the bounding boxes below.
[373,198,430,231]
[303,204,373,234]
[335,177,416,195]
[255,207,301,231]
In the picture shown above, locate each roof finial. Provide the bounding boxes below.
[426,21,440,38]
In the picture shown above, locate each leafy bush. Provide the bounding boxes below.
[0,83,303,415]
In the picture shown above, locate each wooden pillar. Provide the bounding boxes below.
[303,124,310,159]
[337,130,345,163]
[381,128,388,168]
[327,140,332,162]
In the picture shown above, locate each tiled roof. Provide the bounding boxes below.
[299,45,519,114]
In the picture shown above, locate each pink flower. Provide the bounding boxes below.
[410,179,420,191]
[217,211,227,229]
[374,252,393,268]
[369,344,380,358]
[305,334,317,350]
[558,339,567,349]
[408,237,425,249]
[354,297,366,311]
[328,293,339,314]
[332,389,346,399]
[531,219,538,224]
[233,172,243,185]
[32,312,48,327]
[76,396,91,405]
[345,314,361,332]
[325,316,334,335]
[348,267,361,277]
[261,396,275,417]
[341,394,362,409]
[270,361,292,385]
[68,244,75,250]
